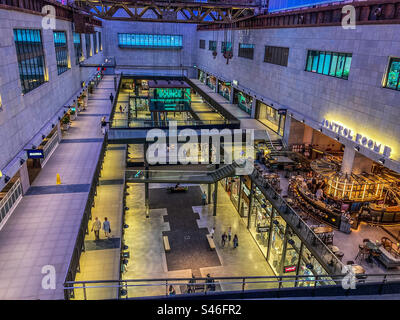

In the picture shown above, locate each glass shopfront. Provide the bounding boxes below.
[234,89,253,115]
[217,80,231,101]
[222,176,332,280]
[198,70,206,83]
[206,75,217,90]
[255,101,286,136]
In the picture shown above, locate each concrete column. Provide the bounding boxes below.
[303,125,313,145]
[19,162,30,195]
[341,146,356,175]
[229,87,234,104]
[213,181,218,216]
[251,98,257,119]
[282,115,292,147]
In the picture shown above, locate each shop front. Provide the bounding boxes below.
[222,175,332,281]
[206,75,217,91]
[233,89,253,115]
[217,80,231,101]
[198,70,206,84]
[255,101,286,136]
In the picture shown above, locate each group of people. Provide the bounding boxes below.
[220,227,239,249]
[91,217,112,240]
[301,176,327,202]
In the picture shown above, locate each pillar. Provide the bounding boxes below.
[229,87,234,104]
[19,162,30,195]
[251,98,257,119]
[341,146,356,175]
[282,115,292,147]
[213,181,218,216]
[303,125,313,145]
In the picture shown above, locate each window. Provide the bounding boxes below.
[99,31,102,51]
[305,50,352,79]
[221,41,232,53]
[93,32,97,54]
[85,34,92,58]
[209,40,217,51]
[118,34,183,48]
[264,46,289,67]
[73,33,83,65]
[53,31,69,75]
[13,29,47,94]
[238,43,254,60]
[385,58,400,91]
[199,39,205,49]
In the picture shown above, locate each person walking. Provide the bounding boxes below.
[119,105,123,113]
[91,217,101,241]
[227,227,232,243]
[168,285,176,296]
[221,232,227,248]
[233,234,239,249]
[201,192,207,205]
[210,227,215,239]
[103,217,111,239]
[101,116,107,135]
[109,92,114,106]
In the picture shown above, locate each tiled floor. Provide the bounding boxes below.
[0,75,116,300]
[72,145,126,300]
[122,182,275,298]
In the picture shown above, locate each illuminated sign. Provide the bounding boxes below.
[0,170,2,178]
[284,265,297,273]
[322,119,392,158]
[157,88,184,99]
[232,80,238,86]
[27,149,44,159]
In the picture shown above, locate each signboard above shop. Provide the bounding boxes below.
[283,265,297,273]
[27,149,44,159]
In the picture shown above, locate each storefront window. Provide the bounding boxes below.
[239,176,251,218]
[228,177,240,210]
[218,81,231,101]
[207,75,216,90]
[198,70,206,83]
[249,187,273,257]
[268,210,287,275]
[256,101,286,136]
[236,91,253,115]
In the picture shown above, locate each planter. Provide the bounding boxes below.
[62,123,70,131]
[70,113,76,121]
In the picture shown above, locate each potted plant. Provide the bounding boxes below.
[70,109,76,121]
[62,115,70,131]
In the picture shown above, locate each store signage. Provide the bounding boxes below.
[232,80,238,86]
[321,119,392,158]
[278,109,287,115]
[0,170,2,178]
[257,226,269,233]
[284,265,297,273]
[27,149,44,159]
[157,88,183,99]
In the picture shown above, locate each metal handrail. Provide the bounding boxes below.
[64,272,400,300]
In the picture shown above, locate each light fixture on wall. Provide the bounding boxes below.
[302,119,305,123]
[4,175,10,183]
[319,128,323,132]
[354,145,360,151]
[378,158,385,165]
[336,136,340,141]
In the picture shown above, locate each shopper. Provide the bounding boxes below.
[103,217,111,239]
[210,227,215,239]
[168,285,176,296]
[202,192,207,205]
[227,227,232,243]
[109,92,114,105]
[91,217,101,241]
[101,116,107,135]
[206,273,215,292]
[233,234,238,249]
[187,274,196,293]
[119,105,123,113]
[221,232,227,247]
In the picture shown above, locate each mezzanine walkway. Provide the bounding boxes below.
[189,79,282,141]
[0,75,116,299]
